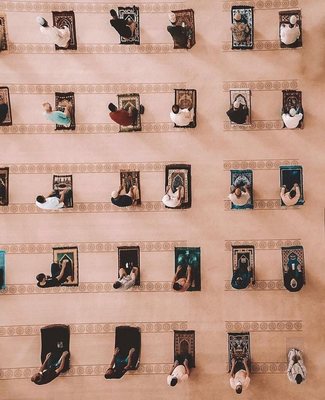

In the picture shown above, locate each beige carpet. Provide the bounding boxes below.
[0,0,324,399]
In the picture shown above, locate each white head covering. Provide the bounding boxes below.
[289,108,297,116]
[168,13,176,24]
[36,16,47,26]
[233,100,241,109]
[290,15,297,25]
[111,190,119,199]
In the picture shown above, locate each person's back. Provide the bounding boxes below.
[170,108,194,127]
[282,112,303,129]
[287,349,306,384]
[228,189,250,206]
[227,104,249,124]
[45,110,71,127]
[280,24,300,45]
[111,195,133,207]
[35,196,64,210]
[280,185,300,206]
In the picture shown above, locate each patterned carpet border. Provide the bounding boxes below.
[0,281,173,296]
[223,40,303,51]
[0,362,286,379]
[0,321,187,337]
[2,162,184,174]
[0,241,187,254]
[224,120,283,130]
[0,202,181,214]
[224,239,301,251]
[223,80,298,91]
[225,280,285,290]
[9,43,186,54]
[224,199,304,210]
[223,159,299,170]
[225,320,302,332]
[223,0,299,10]
[0,2,185,13]
[0,122,179,135]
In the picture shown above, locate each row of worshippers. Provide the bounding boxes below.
[30,341,307,391]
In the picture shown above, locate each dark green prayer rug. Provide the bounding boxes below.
[52,10,77,50]
[53,246,78,286]
[280,165,304,206]
[53,174,73,208]
[117,93,141,132]
[118,6,140,45]
[174,89,197,128]
[231,6,254,49]
[174,330,195,368]
[172,9,196,49]
[175,247,201,291]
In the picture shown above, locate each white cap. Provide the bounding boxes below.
[111,190,118,199]
[233,100,241,109]
[289,108,297,116]
[169,12,176,24]
[36,16,46,26]
[290,15,297,25]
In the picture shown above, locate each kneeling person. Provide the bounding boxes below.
[170,104,194,127]
[229,357,250,394]
[113,265,139,290]
[167,355,191,386]
[111,184,138,207]
[31,350,69,385]
[36,259,73,288]
[105,347,135,379]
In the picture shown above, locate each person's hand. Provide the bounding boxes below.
[231,358,236,366]
[176,265,182,272]
[294,183,299,187]
[45,353,51,361]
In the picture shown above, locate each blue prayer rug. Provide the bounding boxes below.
[53,246,79,286]
[230,169,253,210]
[231,245,255,289]
[228,332,250,371]
[280,165,304,206]
[52,10,77,50]
[174,330,195,367]
[175,247,201,291]
[117,246,140,286]
[231,6,254,49]
[0,250,5,289]
[281,246,305,292]
[118,6,140,45]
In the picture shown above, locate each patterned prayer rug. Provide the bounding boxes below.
[120,170,141,205]
[282,246,305,291]
[117,93,141,132]
[229,89,251,125]
[230,169,253,209]
[55,92,76,131]
[175,247,201,291]
[231,6,254,49]
[174,330,195,367]
[165,164,191,209]
[231,245,255,288]
[52,11,77,50]
[115,326,141,369]
[53,174,73,208]
[53,246,78,286]
[0,87,12,126]
[118,6,140,45]
[41,324,70,371]
[282,90,303,128]
[174,89,197,128]
[228,332,250,371]
[118,246,140,286]
[172,9,196,49]
[280,165,304,206]
[0,15,8,51]
[0,167,9,206]
[0,250,5,289]
[279,10,302,48]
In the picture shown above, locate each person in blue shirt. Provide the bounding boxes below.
[43,101,72,127]
[104,347,135,379]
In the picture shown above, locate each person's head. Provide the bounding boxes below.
[42,102,52,113]
[234,188,242,198]
[167,375,178,386]
[233,100,241,109]
[111,190,119,199]
[113,281,122,289]
[289,108,297,117]
[234,12,242,22]
[108,103,117,112]
[172,104,180,114]
[31,372,43,384]
[36,195,46,203]
[173,282,182,291]
[110,9,118,19]
[104,368,114,379]
[295,373,303,384]
[235,383,243,394]
[290,278,298,289]
[290,15,297,25]
[168,12,176,24]
[36,273,46,283]
[36,16,48,27]
[289,189,296,198]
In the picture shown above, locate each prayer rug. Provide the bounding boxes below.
[174,330,195,367]
[231,6,254,49]
[279,10,302,48]
[282,90,303,127]
[53,174,73,208]
[172,9,196,49]
[0,87,12,126]
[41,324,70,372]
[0,15,8,51]
[55,92,76,131]
[165,164,191,209]
[231,245,255,289]
[229,89,251,125]
[230,169,253,209]
[120,170,141,205]
[117,93,141,132]
[0,167,9,206]
[175,247,201,291]
[53,246,78,286]
[118,6,140,45]
[115,326,141,369]
[228,332,250,371]
[0,250,5,289]
[118,246,140,286]
[280,165,304,206]
[281,246,305,291]
[52,11,77,50]
[174,89,197,128]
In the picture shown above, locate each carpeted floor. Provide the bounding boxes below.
[0,1,324,399]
